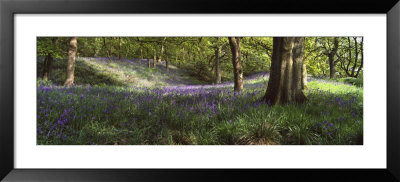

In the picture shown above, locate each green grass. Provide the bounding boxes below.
[37,81,362,145]
[37,57,205,87]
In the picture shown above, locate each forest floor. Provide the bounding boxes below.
[37,57,363,145]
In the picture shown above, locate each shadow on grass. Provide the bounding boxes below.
[37,58,126,86]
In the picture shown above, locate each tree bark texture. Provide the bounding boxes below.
[42,53,53,80]
[42,38,56,80]
[264,37,307,105]
[103,37,111,61]
[329,37,339,78]
[228,37,243,92]
[158,37,167,63]
[165,47,169,72]
[153,46,157,68]
[214,45,222,84]
[64,37,78,86]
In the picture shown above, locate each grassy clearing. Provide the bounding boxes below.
[37,57,205,87]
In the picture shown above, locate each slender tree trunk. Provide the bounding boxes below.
[103,37,111,61]
[42,53,52,80]
[214,45,222,84]
[64,37,78,86]
[165,47,169,72]
[351,37,359,77]
[147,48,151,68]
[118,37,122,60]
[94,38,99,57]
[264,37,306,105]
[140,47,143,60]
[175,49,178,66]
[153,47,157,68]
[125,41,130,59]
[42,38,57,80]
[158,37,167,63]
[345,37,352,75]
[228,37,243,92]
[355,37,363,78]
[329,37,339,79]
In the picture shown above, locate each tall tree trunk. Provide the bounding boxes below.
[351,37,359,77]
[153,46,157,68]
[329,37,339,79]
[165,47,169,72]
[103,37,111,61]
[301,59,307,90]
[228,37,243,92]
[147,48,151,68]
[175,49,178,66]
[214,45,222,84]
[94,38,99,57]
[42,38,57,80]
[140,47,143,60]
[158,37,167,63]
[64,37,78,86]
[42,53,52,80]
[118,37,122,60]
[264,37,306,105]
[355,37,363,78]
[345,37,352,76]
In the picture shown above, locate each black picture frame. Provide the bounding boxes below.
[1,0,399,181]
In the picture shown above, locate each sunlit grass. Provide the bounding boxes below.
[37,78,363,145]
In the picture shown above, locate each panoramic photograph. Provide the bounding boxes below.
[37,37,363,145]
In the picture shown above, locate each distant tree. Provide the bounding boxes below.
[38,37,58,80]
[103,37,111,61]
[165,46,169,72]
[157,37,167,64]
[153,43,157,68]
[315,37,339,78]
[213,37,224,84]
[228,37,243,92]
[118,37,122,60]
[64,37,78,86]
[214,45,222,84]
[146,47,151,68]
[264,37,307,105]
[336,37,363,78]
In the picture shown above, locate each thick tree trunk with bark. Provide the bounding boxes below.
[328,37,339,78]
[64,37,78,86]
[228,37,243,92]
[264,37,306,105]
[214,45,222,84]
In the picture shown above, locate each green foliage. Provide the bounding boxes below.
[335,77,363,87]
